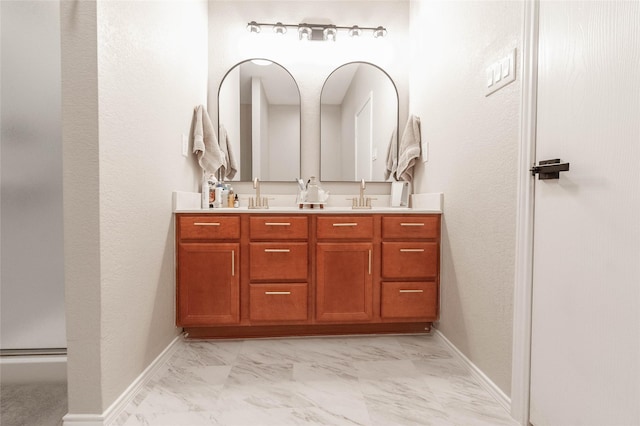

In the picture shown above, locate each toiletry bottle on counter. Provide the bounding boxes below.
[220,184,228,208]
[214,184,223,208]
[201,176,210,209]
[227,187,234,208]
[234,194,239,208]
[208,183,215,208]
[306,176,319,203]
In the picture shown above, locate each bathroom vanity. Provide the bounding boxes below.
[175,209,441,338]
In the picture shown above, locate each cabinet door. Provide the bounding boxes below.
[177,243,239,326]
[316,243,373,322]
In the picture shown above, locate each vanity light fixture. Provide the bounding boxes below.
[323,25,337,41]
[273,22,287,35]
[298,24,312,40]
[247,21,387,41]
[247,21,261,33]
[373,26,388,38]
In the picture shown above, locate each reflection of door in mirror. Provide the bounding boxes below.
[218,59,301,182]
[355,93,373,181]
[321,62,398,182]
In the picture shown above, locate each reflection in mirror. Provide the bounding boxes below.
[321,62,398,182]
[218,59,301,181]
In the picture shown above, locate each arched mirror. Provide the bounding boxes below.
[320,62,398,182]
[218,59,301,181]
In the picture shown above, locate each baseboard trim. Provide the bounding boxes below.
[0,354,67,383]
[434,329,511,413]
[62,334,182,426]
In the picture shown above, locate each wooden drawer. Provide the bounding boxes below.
[316,216,373,240]
[382,215,440,239]
[250,216,308,240]
[381,282,437,319]
[249,283,308,321]
[178,215,240,240]
[249,242,308,281]
[382,242,438,279]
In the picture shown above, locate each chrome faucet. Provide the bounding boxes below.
[249,177,268,209]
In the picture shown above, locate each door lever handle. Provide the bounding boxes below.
[531,159,570,180]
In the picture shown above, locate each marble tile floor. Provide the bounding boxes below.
[115,334,518,426]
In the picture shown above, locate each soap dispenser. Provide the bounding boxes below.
[306,176,319,203]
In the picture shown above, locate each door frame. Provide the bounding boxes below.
[511,0,539,424]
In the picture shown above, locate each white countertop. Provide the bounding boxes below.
[174,206,441,214]
[172,191,443,214]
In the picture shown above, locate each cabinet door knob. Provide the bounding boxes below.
[265,222,290,226]
[400,223,424,227]
[265,291,291,295]
[264,249,291,253]
[333,223,358,227]
[399,289,424,293]
[194,222,220,226]
[400,248,425,252]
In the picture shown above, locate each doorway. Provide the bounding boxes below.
[513,1,640,424]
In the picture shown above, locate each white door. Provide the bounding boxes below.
[529,1,640,425]
[355,94,373,181]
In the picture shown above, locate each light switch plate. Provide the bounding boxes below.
[486,67,494,87]
[486,48,516,97]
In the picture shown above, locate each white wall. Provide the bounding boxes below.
[268,105,300,181]
[409,0,522,395]
[208,0,410,184]
[0,0,65,351]
[61,0,208,415]
[320,105,342,180]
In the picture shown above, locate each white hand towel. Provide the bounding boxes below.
[396,115,421,182]
[193,105,225,176]
[219,126,238,180]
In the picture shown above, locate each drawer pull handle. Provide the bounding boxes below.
[264,249,291,253]
[400,248,425,252]
[231,250,235,276]
[399,289,424,293]
[194,222,220,226]
[368,250,372,275]
[333,223,358,227]
[400,223,424,227]
[265,222,290,226]
[265,291,291,295]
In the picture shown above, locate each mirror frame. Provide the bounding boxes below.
[319,61,400,182]
[217,58,302,182]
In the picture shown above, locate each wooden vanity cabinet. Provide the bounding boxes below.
[175,212,440,338]
[176,215,240,326]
